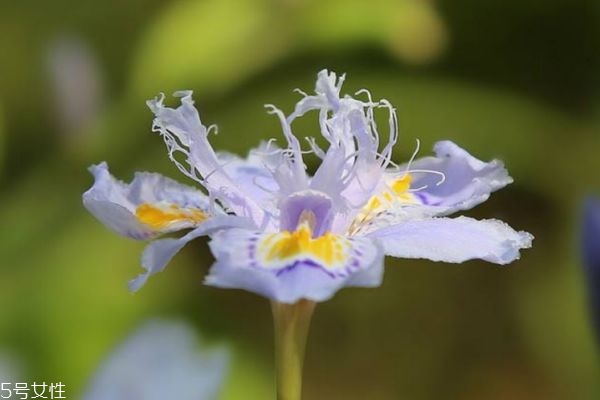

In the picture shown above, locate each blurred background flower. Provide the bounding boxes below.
[582,198,600,339]
[83,320,228,400]
[0,0,599,399]
[0,354,22,385]
[45,36,105,150]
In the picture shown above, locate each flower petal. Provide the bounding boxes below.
[289,69,345,118]
[367,216,533,264]
[217,145,280,212]
[205,227,384,303]
[130,215,254,291]
[401,140,512,214]
[82,162,212,240]
[347,141,514,235]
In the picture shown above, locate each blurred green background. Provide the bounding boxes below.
[1,0,600,398]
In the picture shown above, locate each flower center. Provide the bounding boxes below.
[279,190,334,237]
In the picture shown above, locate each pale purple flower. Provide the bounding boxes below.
[583,197,600,336]
[45,36,105,140]
[83,321,228,400]
[83,70,533,303]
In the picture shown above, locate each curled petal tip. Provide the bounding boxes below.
[127,274,148,293]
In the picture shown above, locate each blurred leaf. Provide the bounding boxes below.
[128,0,447,100]
[299,0,447,64]
[130,0,288,97]
[221,345,272,400]
[517,253,600,399]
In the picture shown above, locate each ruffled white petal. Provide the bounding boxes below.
[205,228,384,303]
[367,216,533,264]
[289,69,345,118]
[283,69,400,225]
[83,321,228,400]
[82,162,211,240]
[148,92,268,226]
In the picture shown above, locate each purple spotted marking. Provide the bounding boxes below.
[274,259,338,279]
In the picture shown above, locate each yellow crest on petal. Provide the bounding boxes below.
[258,223,349,269]
[136,203,207,230]
[368,174,414,210]
[348,174,416,235]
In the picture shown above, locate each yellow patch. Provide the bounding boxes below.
[363,174,414,214]
[349,174,415,235]
[136,203,207,230]
[259,223,347,268]
[391,174,413,198]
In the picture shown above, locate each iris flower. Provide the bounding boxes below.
[83,70,532,302]
[83,70,532,399]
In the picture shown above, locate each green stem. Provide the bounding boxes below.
[271,300,316,400]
